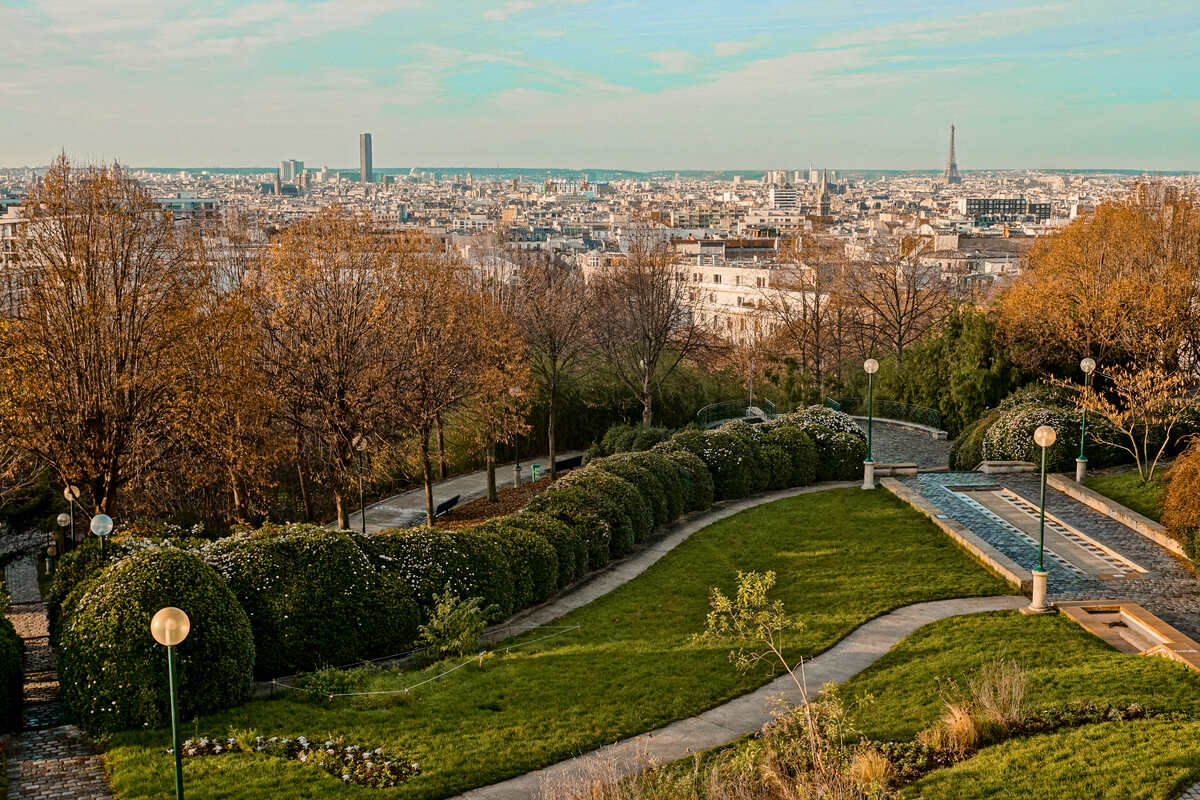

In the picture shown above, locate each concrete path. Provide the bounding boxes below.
[461,595,1026,800]
[351,451,584,533]
[481,481,859,645]
[3,558,113,800]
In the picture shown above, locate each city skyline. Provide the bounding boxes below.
[2,1,1199,170]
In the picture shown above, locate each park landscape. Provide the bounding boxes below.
[0,166,1199,800]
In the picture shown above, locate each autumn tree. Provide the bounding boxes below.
[389,234,528,522]
[252,207,407,530]
[588,235,712,426]
[0,156,212,515]
[998,192,1200,373]
[516,252,590,477]
[1067,364,1196,482]
[842,237,949,364]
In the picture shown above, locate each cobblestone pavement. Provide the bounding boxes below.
[4,559,113,800]
[856,420,949,469]
[905,471,1200,640]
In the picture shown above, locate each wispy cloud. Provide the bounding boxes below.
[713,40,754,57]
[482,1,534,21]
[646,49,701,74]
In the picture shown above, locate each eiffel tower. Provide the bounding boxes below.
[942,124,962,185]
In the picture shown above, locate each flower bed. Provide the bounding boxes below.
[178,735,420,789]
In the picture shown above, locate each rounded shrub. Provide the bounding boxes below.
[779,405,867,443]
[981,403,1124,472]
[653,444,715,511]
[536,466,651,555]
[506,512,588,587]
[624,450,685,521]
[361,526,516,624]
[630,425,672,452]
[470,519,559,607]
[719,420,770,492]
[599,424,638,456]
[589,455,670,527]
[950,409,1002,471]
[57,548,255,734]
[759,444,791,490]
[204,528,378,676]
[669,429,754,501]
[763,425,817,487]
[0,617,21,733]
[822,432,869,480]
[521,496,612,570]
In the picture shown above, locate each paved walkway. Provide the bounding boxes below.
[905,472,1200,640]
[3,558,113,800]
[461,596,1026,800]
[856,420,949,469]
[352,451,584,532]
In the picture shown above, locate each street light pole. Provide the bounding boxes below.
[862,359,879,490]
[151,607,191,800]
[353,435,368,537]
[509,386,523,488]
[1026,424,1057,614]
[1076,358,1096,482]
[90,514,113,561]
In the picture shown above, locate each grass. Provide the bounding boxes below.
[1084,469,1167,522]
[840,611,1200,741]
[104,488,1012,800]
[899,719,1200,800]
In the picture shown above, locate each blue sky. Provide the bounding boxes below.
[1,0,1197,169]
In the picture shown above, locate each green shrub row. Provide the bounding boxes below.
[50,404,859,734]
[588,423,675,460]
[0,581,21,733]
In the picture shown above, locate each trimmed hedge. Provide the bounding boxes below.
[950,408,1001,471]
[58,549,255,734]
[529,467,649,557]
[470,520,559,608]
[506,512,588,587]
[719,420,771,492]
[653,445,715,511]
[624,450,686,521]
[762,425,818,487]
[669,428,755,501]
[588,455,672,527]
[981,402,1124,472]
[206,529,380,677]
[594,423,673,458]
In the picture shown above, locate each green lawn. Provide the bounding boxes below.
[1084,470,1167,522]
[841,611,1200,741]
[105,488,1012,800]
[900,720,1200,800]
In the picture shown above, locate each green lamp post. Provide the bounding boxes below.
[90,513,113,561]
[1026,424,1057,614]
[862,358,879,489]
[353,434,368,536]
[151,607,191,800]
[1076,358,1096,482]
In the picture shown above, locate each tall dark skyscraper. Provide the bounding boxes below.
[360,133,373,183]
[942,124,962,185]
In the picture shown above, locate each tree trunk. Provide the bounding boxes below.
[435,412,449,480]
[486,440,498,502]
[335,491,349,530]
[641,374,653,426]
[296,460,314,522]
[228,466,246,521]
[547,385,558,479]
[421,429,435,524]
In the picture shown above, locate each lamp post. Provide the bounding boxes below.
[509,386,523,487]
[352,434,368,536]
[151,607,191,800]
[51,513,70,575]
[90,513,113,561]
[1026,424,1057,614]
[1076,358,1096,482]
[62,485,80,547]
[862,358,879,490]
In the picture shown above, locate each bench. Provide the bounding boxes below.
[433,494,460,518]
[555,455,583,472]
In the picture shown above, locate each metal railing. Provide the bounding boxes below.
[870,400,943,430]
[824,397,841,411]
[696,396,778,429]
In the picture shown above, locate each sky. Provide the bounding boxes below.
[1,0,1198,170]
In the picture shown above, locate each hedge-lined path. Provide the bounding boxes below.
[3,557,113,800]
[459,595,1027,800]
[351,450,585,533]
[481,480,859,645]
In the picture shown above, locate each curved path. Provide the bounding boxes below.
[462,595,1025,799]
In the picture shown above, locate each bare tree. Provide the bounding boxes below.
[588,235,711,426]
[0,156,210,514]
[843,237,949,363]
[517,252,590,477]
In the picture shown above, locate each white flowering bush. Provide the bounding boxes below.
[204,529,378,677]
[669,429,755,500]
[57,548,254,734]
[775,405,867,442]
[179,735,420,789]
